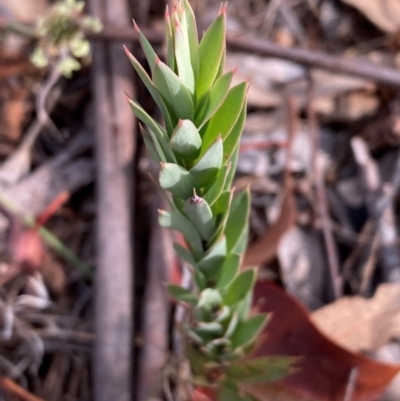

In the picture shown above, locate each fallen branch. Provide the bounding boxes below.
[3,17,400,88]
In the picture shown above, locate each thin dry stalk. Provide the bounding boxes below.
[351,137,400,282]
[308,84,342,299]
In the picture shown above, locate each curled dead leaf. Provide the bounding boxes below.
[249,281,400,401]
[341,0,400,33]
[311,283,400,353]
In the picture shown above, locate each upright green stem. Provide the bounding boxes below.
[126,1,292,398]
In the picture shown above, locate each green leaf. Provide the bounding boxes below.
[224,311,239,338]
[216,253,241,289]
[215,305,231,323]
[201,82,247,154]
[195,70,234,128]
[182,0,199,81]
[159,163,198,199]
[127,98,176,163]
[174,19,195,93]
[204,164,230,206]
[187,344,214,376]
[183,193,215,240]
[233,223,249,255]
[127,96,165,136]
[236,290,253,321]
[226,356,294,384]
[223,269,256,307]
[197,11,226,98]
[225,189,250,252]
[209,189,233,246]
[159,210,203,257]
[195,270,207,290]
[216,40,226,80]
[165,7,175,71]
[169,119,201,159]
[198,288,222,311]
[223,100,247,162]
[140,125,162,162]
[152,58,194,121]
[195,321,224,336]
[230,314,269,349]
[224,145,239,191]
[173,242,197,266]
[124,45,174,133]
[140,125,167,163]
[198,236,227,279]
[218,387,255,401]
[190,137,223,188]
[167,284,198,305]
[133,20,157,70]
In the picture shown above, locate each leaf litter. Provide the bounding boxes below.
[3,0,400,400]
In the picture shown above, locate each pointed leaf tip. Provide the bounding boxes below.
[218,2,227,15]
[132,19,139,31]
[123,44,130,56]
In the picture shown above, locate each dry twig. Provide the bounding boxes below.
[308,84,342,299]
[351,137,400,282]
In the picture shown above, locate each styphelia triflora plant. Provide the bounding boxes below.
[125,1,293,398]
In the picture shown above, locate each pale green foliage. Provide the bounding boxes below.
[126,1,292,398]
[30,0,102,77]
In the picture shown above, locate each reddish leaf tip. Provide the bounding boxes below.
[123,44,130,56]
[218,2,227,16]
[245,80,251,94]
[132,19,139,32]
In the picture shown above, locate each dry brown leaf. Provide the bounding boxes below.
[312,283,400,353]
[252,281,400,401]
[341,0,400,33]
